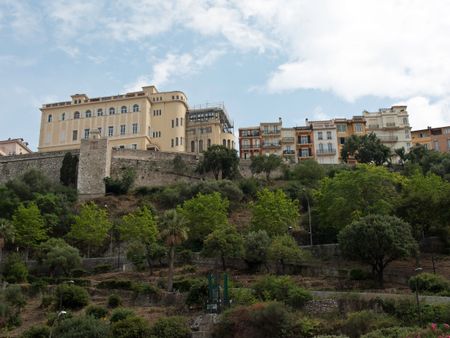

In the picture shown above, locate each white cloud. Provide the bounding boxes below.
[395,97,450,130]
[124,49,224,91]
[0,0,42,38]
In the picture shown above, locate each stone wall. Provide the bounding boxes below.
[0,150,79,184]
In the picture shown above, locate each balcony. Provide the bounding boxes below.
[262,142,281,149]
[378,135,398,142]
[240,144,260,149]
[262,130,281,136]
[241,131,260,137]
[316,149,337,156]
[384,123,400,129]
[281,137,295,143]
[283,150,296,155]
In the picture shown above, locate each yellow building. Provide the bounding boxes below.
[0,138,32,156]
[334,116,366,162]
[39,86,235,153]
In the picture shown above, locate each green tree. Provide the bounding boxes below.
[338,214,418,287]
[120,207,159,274]
[177,192,229,249]
[150,316,191,338]
[0,218,15,263]
[315,164,404,243]
[60,152,78,187]
[397,173,450,239]
[197,145,239,180]
[202,223,244,270]
[250,189,299,237]
[68,202,111,257]
[111,316,151,338]
[160,210,188,292]
[341,133,391,165]
[288,159,325,187]
[249,155,265,176]
[244,230,271,271]
[37,238,81,277]
[268,235,306,274]
[12,202,47,259]
[104,168,136,195]
[250,155,283,180]
[52,316,109,338]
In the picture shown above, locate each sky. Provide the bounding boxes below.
[2,0,450,150]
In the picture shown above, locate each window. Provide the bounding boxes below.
[336,124,347,132]
[318,131,323,140]
[121,106,127,113]
[72,130,78,141]
[74,111,80,119]
[84,128,90,139]
[172,120,174,128]
[108,126,114,137]
[133,104,139,112]
[85,110,92,118]
[180,137,183,145]
[98,127,102,135]
[191,141,195,152]
[181,117,183,126]
[199,140,203,152]
[447,139,450,149]
[403,117,409,125]
[172,95,175,99]
[158,131,161,137]
[48,114,53,123]
[319,143,324,151]
[300,135,309,144]
[223,139,226,146]
[61,113,65,121]
[444,128,450,134]
[120,124,126,135]
[132,123,138,134]
[176,118,179,127]
[355,123,363,132]
[97,109,103,116]
[327,143,333,151]
[171,139,174,147]
[326,131,332,140]
[339,137,346,145]
[301,148,309,157]
[175,137,179,146]
[119,145,125,149]
[207,139,211,148]
[227,140,231,148]
[405,130,410,139]
[109,107,115,115]
[434,140,439,151]
[131,144,137,150]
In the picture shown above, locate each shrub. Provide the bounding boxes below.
[40,295,53,309]
[110,308,135,323]
[55,283,89,310]
[238,178,260,199]
[286,287,313,309]
[107,294,122,308]
[2,253,28,283]
[4,284,27,310]
[409,272,450,294]
[180,265,197,274]
[341,310,398,338]
[177,249,194,265]
[173,277,201,293]
[71,268,88,278]
[132,282,160,299]
[97,279,133,290]
[361,326,421,338]
[20,324,51,338]
[52,315,109,338]
[150,316,191,338]
[37,238,81,277]
[85,305,108,319]
[104,168,136,195]
[294,317,322,338]
[212,302,297,338]
[186,279,208,307]
[230,288,257,306]
[46,310,72,326]
[111,316,151,338]
[349,269,371,281]
[30,279,48,296]
[93,264,112,274]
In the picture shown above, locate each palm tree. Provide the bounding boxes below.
[160,210,188,292]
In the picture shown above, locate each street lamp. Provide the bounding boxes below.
[49,310,67,338]
[414,267,423,326]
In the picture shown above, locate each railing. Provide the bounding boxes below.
[241,132,261,137]
[262,130,281,135]
[262,142,281,148]
[378,135,398,142]
[316,149,337,156]
[283,150,295,155]
[240,144,260,149]
[385,122,397,127]
[368,124,379,129]
[281,137,295,143]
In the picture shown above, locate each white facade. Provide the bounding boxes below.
[310,120,339,164]
[363,106,411,154]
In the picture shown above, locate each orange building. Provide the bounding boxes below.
[411,126,450,152]
[334,116,366,162]
[295,126,314,161]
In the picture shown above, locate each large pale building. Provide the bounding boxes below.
[38,86,235,153]
[363,106,411,152]
[0,138,32,156]
[309,120,339,164]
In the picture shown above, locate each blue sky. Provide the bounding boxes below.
[2,0,450,150]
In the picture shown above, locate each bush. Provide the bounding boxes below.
[55,283,89,310]
[341,310,398,338]
[111,316,151,338]
[40,295,53,309]
[107,294,122,308]
[93,264,112,274]
[409,272,450,294]
[173,277,201,293]
[132,282,160,299]
[21,324,51,338]
[180,265,197,274]
[230,288,257,306]
[361,326,421,338]
[177,249,194,265]
[37,238,81,277]
[30,279,48,296]
[97,279,133,290]
[186,279,208,307]
[4,284,27,309]
[104,168,136,195]
[238,178,260,199]
[71,268,88,278]
[349,269,371,281]
[212,302,297,338]
[286,287,312,309]
[52,315,109,338]
[2,253,28,283]
[110,308,136,323]
[85,305,108,319]
[295,317,322,338]
[150,316,191,338]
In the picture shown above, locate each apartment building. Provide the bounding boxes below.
[363,106,411,152]
[38,86,236,153]
[281,128,296,162]
[239,126,261,159]
[0,138,32,156]
[295,126,314,161]
[411,126,450,152]
[185,103,235,154]
[309,120,339,164]
[334,116,366,162]
[260,119,282,156]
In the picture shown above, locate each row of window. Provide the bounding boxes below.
[153,110,162,116]
[47,104,141,122]
[72,123,139,140]
[115,144,138,150]
[171,137,184,147]
[171,118,184,128]
[317,131,332,140]
[152,131,162,138]
[187,127,212,135]
[151,94,185,102]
